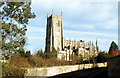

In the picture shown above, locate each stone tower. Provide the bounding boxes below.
[45,12,64,52]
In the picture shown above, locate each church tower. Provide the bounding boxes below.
[45,12,64,52]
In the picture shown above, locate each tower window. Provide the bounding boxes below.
[58,20,61,27]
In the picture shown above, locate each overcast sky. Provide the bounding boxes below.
[25,0,118,54]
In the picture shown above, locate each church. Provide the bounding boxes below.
[45,12,98,61]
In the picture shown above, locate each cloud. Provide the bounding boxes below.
[32,1,117,20]
[102,18,118,30]
[64,29,117,39]
[26,26,46,43]
[32,0,119,3]
[31,1,118,30]
[27,26,46,33]
[27,36,45,40]
[64,21,96,29]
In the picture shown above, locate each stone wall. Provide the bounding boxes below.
[108,55,120,78]
[23,63,107,77]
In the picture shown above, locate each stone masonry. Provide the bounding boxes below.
[45,12,98,61]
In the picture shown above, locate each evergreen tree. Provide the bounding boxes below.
[96,52,110,63]
[35,50,45,58]
[0,2,36,59]
[25,50,31,58]
[45,48,57,58]
[109,41,118,53]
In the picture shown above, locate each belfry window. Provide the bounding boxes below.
[58,20,61,26]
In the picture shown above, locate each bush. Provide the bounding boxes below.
[2,63,25,77]
[35,50,45,58]
[10,54,30,67]
[28,56,70,67]
[28,56,48,67]
[96,52,110,63]
[72,56,83,64]
[10,53,85,68]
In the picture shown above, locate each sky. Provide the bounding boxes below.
[25,0,118,54]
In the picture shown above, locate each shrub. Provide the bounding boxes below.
[28,56,70,67]
[10,53,86,68]
[2,63,25,77]
[72,56,83,64]
[28,56,48,67]
[10,54,30,67]
[35,50,45,58]
[96,52,110,63]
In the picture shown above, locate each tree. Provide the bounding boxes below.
[45,48,57,58]
[1,2,36,59]
[108,41,119,57]
[35,50,45,58]
[72,55,83,64]
[96,52,110,63]
[109,41,118,52]
[25,50,31,58]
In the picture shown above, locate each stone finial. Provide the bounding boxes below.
[92,41,93,46]
[90,41,91,46]
[96,39,98,46]
[47,13,48,18]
